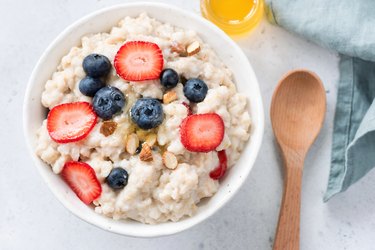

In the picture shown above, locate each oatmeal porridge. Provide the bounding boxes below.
[36,13,251,224]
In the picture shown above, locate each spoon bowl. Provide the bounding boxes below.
[271,70,326,153]
[271,70,326,250]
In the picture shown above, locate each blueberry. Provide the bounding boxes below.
[106,167,129,190]
[79,76,105,97]
[130,98,164,130]
[160,68,179,89]
[183,78,208,103]
[92,86,125,120]
[82,54,111,78]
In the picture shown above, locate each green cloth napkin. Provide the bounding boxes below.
[265,0,375,200]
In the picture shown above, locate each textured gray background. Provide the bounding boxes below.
[1,0,375,249]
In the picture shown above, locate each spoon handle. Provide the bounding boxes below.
[273,156,303,250]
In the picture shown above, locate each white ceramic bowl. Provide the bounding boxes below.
[23,2,264,237]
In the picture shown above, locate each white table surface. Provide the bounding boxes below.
[2,0,375,249]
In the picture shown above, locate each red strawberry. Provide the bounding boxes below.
[114,41,164,81]
[47,102,97,143]
[209,150,227,180]
[180,113,225,152]
[61,161,102,205]
[182,102,192,116]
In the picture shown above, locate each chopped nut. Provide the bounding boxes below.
[162,151,178,170]
[163,90,178,104]
[145,133,157,147]
[126,133,139,155]
[170,42,187,57]
[186,41,200,56]
[140,143,153,161]
[100,121,117,137]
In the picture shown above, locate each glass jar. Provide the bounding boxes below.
[200,0,264,37]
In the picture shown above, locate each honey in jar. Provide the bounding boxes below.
[200,0,264,37]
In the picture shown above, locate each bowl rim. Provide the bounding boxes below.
[23,2,264,237]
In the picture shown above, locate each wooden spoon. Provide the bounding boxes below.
[270,70,326,250]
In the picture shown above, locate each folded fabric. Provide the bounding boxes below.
[265,0,375,200]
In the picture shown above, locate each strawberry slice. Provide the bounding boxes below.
[61,161,102,205]
[47,102,97,143]
[180,113,225,152]
[209,150,227,180]
[114,41,164,81]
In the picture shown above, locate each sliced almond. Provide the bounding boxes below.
[100,121,117,137]
[125,133,139,155]
[140,143,153,161]
[163,90,178,104]
[170,42,187,57]
[145,133,157,147]
[162,151,178,170]
[186,41,200,56]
